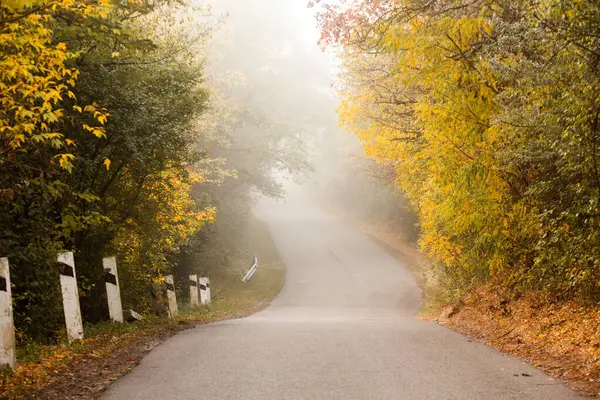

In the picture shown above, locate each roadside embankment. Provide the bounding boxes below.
[0,218,285,400]
[439,287,600,398]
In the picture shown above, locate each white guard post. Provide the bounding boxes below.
[199,277,208,305]
[103,257,123,323]
[189,274,199,307]
[242,257,259,283]
[0,258,16,369]
[206,277,211,304]
[165,275,178,317]
[58,252,84,342]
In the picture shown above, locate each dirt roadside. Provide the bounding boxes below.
[442,288,600,398]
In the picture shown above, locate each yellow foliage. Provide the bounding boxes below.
[0,0,111,171]
[338,11,514,284]
[112,167,215,277]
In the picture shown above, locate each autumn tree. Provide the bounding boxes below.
[1,0,311,341]
[319,0,600,300]
[1,0,216,339]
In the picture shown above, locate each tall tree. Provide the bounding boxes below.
[318,0,600,300]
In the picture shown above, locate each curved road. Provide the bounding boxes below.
[103,188,582,400]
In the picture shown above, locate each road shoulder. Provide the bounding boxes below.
[347,215,598,398]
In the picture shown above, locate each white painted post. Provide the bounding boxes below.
[189,274,199,307]
[0,258,16,369]
[199,277,208,305]
[58,252,84,342]
[242,257,259,283]
[165,275,178,317]
[103,257,123,323]
[206,277,211,304]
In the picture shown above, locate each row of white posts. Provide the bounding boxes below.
[188,275,212,308]
[0,253,210,370]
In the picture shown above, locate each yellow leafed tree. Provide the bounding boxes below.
[326,0,600,299]
[0,0,110,174]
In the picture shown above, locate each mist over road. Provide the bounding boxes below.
[103,186,581,400]
[103,4,581,397]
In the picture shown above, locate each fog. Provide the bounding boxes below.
[204,0,357,189]
[208,0,337,122]
[200,0,416,238]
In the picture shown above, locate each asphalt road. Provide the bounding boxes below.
[103,188,583,400]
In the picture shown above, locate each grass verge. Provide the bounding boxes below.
[0,218,285,400]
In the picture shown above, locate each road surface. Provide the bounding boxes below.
[103,188,583,400]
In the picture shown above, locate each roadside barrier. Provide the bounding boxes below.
[58,252,84,343]
[242,256,259,283]
[199,277,210,304]
[189,274,199,307]
[0,254,212,370]
[165,274,178,318]
[104,256,124,323]
[0,258,15,369]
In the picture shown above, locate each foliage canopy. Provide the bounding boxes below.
[319,0,600,300]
